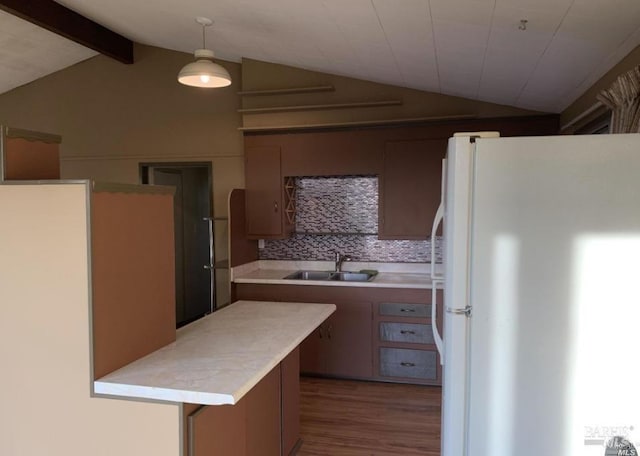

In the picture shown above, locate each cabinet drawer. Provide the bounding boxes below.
[379,302,430,318]
[379,322,434,344]
[379,348,437,380]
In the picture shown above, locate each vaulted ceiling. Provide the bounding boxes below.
[2,0,640,113]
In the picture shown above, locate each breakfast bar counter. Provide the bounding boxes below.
[94,300,335,405]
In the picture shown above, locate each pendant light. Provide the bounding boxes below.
[178,17,231,88]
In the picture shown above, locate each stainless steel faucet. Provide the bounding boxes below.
[334,252,352,272]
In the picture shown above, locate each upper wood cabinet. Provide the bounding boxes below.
[245,146,293,239]
[243,116,559,241]
[379,138,447,240]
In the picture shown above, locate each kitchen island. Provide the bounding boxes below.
[96,300,335,456]
[95,300,335,405]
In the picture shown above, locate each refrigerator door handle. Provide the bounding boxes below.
[430,202,444,280]
[431,283,444,365]
[446,306,471,316]
[430,159,446,281]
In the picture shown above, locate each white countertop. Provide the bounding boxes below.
[232,260,443,289]
[94,300,335,405]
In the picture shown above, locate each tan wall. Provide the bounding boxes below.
[0,183,180,456]
[240,58,544,130]
[0,43,244,211]
[0,43,243,306]
[561,44,640,128]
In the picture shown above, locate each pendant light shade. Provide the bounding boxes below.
[178,18,231,88]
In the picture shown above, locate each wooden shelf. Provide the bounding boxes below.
[238,114,476,132]
[238,85,335,97]
[284,177,296,225]
[238,100,402,114]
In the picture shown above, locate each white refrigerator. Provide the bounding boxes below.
[432,133,640,456]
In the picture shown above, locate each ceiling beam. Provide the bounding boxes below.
[0,0,133,64]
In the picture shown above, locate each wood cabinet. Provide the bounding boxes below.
[379,138,447,239]
[186,349,301,456]
[234,283,436,384]
[300,301,372,379]
[243,116,558,240]
[245,129,383,178]
[373,291,443,386]
[281,348,301,456]
[245,366,282,456]
[188,401,247,456]
[235,284,373,380]
[245,145,293,239]
[187,368,280,456]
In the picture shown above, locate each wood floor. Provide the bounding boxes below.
[297,377,441,456]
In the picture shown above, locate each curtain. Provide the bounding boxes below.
[596,64,640,133]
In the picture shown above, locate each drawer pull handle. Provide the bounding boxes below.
[400,362,416,367]
[400,330,416,335]
[400,308,416,313]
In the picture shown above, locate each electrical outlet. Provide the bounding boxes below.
[258,239,265,249]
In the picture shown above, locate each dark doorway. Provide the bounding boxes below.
[141,163,214,327]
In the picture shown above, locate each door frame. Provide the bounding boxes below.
[139,162,215,327]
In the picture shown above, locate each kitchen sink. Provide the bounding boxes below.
[284,270,375,282]
[284,270,333,280]
[330,272,375,282]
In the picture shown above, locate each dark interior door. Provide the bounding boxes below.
[147,164,212,327]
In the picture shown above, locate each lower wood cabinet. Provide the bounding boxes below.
[234,283,441,385]
[373,292,443,386]
[186,348,300,456]
[300,301,372,379]
[281,348,301,455]
[188,400,248,456]
[379,347,438,381]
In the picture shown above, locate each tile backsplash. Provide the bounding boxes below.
[260,176,442,263]
[296,176,378,233]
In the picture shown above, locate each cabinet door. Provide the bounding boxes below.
[379,139,447,239]
[188,402,247,456]
[281,348,301,456]
[245,146,284,238]
[325,301,373,378]
[246,365,281,456]
[299,324,326,375]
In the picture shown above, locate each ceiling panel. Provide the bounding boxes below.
[0,10,97,94]
[372,0,439,88]
[519,0,640,111]
[477,2,568,105]
[1,0,640,112]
